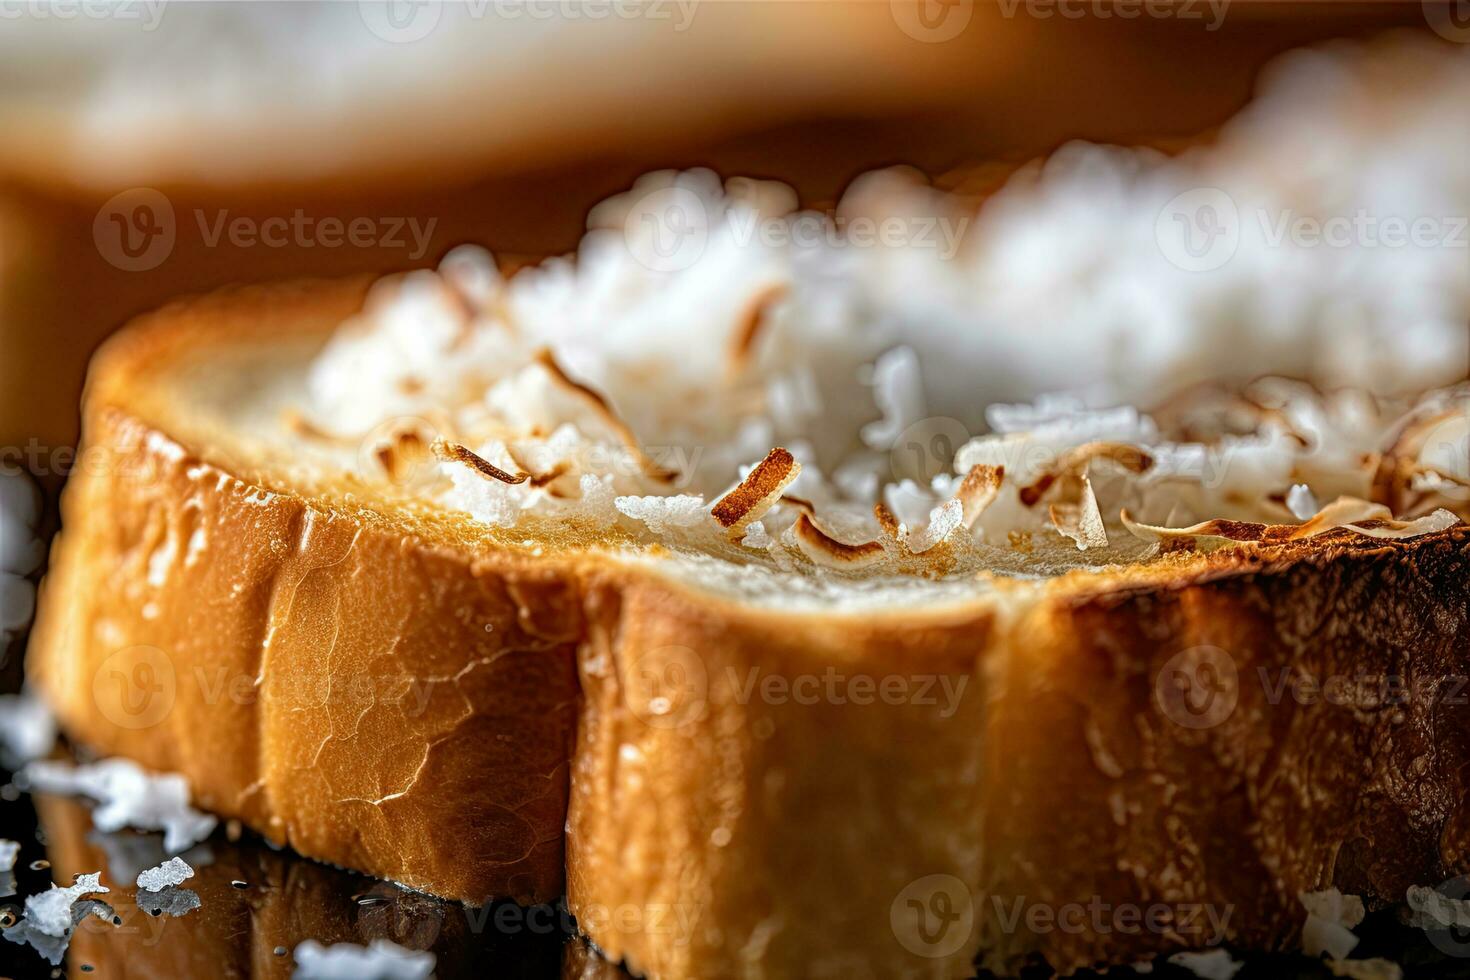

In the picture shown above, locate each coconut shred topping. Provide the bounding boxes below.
[303,38,1469,578]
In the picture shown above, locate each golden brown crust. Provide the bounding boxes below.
[28,276,1470,979]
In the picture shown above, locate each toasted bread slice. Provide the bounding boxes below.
[27,270,1470,979]
[28,278,582,906]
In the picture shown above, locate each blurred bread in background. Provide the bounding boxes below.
[0,1,1448,454]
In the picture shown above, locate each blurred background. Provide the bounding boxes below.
[0,1,1455,457]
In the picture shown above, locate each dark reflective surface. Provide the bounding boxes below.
[6,764,1470,979]
[0,763,627,980]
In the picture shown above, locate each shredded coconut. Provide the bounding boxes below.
[1299,887,1364,960]
[1326,959,1402,980]
[1167,949,1244,980]
[24,872,109,937]
[614,494,710,535]
[22,759,217,853]
[0,839,18,871]
[294,38,1470,583]
[136,856,194,891]
[0,692,57,767]
[1287,484,1319,522]
[292,938,435,980]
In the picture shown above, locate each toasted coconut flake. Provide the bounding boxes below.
[1325,960,1402,980]
[728,283,789,374]
[1287,497,1392,539]
[1346,508,1459,540]
[1121,509,1267,546]
[791,513,886,569]
[433,440,529,485]
[281,409,354,444]
[873,502,901,539]
[711,448,802,537]
[373,429,432,482]
[1120,496,1457,549]
[954,464,1004,529]
[1019,441,1152,506]
[533,349,678,483]
[1049,474,1108,550]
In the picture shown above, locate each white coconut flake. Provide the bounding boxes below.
[614,494,709,534]
[1167,949,1244,980]
[1287,484,1319,522]
[739,521,772,549]
[1406,883,1470,931]
[22,759,217,853]
[292,938,435,980]
[902,498,963,554]
[1326,959,1402,980]
[0,692,57,766]
[0,839,19,872]
[860,346,924,451]
[137,856,194,891]
[24,872,109,937]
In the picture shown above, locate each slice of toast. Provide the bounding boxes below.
[28,278,582,906]
[26,270,1470,978]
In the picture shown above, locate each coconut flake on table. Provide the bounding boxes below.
[1326,959,1403,980]
[0,691,56,767]
[23,872,109,937]
[136,856,195,891]
[292,938,435,980]
[1167,948,1244,980]
[2,872,114,966]
[21,759,217,853]
[1300,888,1365,960]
